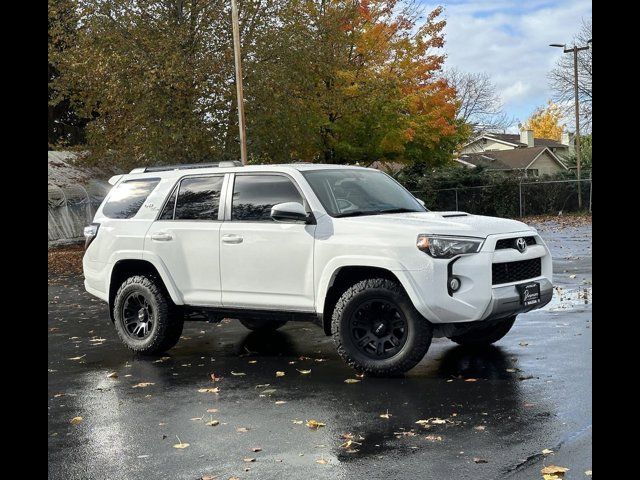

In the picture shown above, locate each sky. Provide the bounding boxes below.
[421,0,592,132]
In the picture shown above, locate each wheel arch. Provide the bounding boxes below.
[108,259,181,322]
[319,264,406,336]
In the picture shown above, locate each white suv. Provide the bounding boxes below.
[83,162,552,376]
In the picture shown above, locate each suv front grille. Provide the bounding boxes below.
[495,236,536,250]
[492,258,541,285]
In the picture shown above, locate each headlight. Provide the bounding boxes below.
[416,235,484,259]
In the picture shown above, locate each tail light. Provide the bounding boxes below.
[84,223,100,250]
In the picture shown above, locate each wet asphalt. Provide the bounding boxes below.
[48,221,592,480]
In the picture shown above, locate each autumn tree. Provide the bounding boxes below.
[522,100,565,141]
[49,0,463,169]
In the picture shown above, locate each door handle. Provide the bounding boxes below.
[151,232,173,242]
[222,234,243,244]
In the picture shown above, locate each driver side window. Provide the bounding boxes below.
[231,175,303,222]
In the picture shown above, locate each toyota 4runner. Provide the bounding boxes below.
[83,162,553,376]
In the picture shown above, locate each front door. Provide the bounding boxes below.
[219,173,316,311]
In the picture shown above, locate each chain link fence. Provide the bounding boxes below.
[411,177,592,217]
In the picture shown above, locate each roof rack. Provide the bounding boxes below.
[129,160,242,174]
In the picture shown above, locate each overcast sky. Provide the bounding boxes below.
[422,0,592,132]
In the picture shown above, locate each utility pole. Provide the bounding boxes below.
[550,39,592,210]
[231,0,247,165]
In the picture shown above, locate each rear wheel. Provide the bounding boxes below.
[447,316,516,346]
[239,318,288,332]
[332,278,432,377]
[113,275,183,355]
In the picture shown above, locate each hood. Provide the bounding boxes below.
[340,211,533,238]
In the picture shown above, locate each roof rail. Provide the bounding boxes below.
[129,161,242,174]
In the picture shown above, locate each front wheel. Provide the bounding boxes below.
[447,316,516,346]
[113,275,184,355]
[332,278,433,377]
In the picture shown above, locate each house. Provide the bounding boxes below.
[456,129,571,176]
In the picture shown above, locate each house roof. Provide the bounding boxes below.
[481,133,567,149]
[458,146,567,170]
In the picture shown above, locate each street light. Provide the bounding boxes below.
[550,40,591,210]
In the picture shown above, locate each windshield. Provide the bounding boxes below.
[302,169,427,218]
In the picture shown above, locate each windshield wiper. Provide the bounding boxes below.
[335,208,419,218]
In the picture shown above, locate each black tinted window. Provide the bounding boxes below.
[232,175,303,221]
[174,176,223,220]
[103,179,160,219]
[158,187,177,220]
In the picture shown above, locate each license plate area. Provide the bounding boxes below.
[516,281,541,306]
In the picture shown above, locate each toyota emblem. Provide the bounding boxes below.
[516,237,527,253]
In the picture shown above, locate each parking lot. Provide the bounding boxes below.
[48,218,591,480]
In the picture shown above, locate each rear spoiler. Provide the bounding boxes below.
[108,174,124,186]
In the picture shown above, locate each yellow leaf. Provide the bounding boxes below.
[542,448,554,455]
[205,420,219,426]
[297,369,311,374]
[379,410,392,419]
[276,371,285,377]
[306,419,326,429]
[344,378,360,384]
[173,442,190,449]
[243,458,256,462]
[231,371,246,376]
[198,387,220,393]
[70,416,83,425]
[541,465,569,475]
[106,372,118,379]
[132,382,154,388]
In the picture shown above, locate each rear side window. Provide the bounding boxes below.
[102,178,160,219]
[231,174,303,221]
[171,176,224,220]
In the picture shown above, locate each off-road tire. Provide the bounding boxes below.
[239,318,288,332]
[113,275,184,355]
[332,278,433,377]
[447,315,516,346]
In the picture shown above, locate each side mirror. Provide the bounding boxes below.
[271,202,310,223]
[415,198,426,207]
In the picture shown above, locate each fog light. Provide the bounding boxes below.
[449,277,461,292]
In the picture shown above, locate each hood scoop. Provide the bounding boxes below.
[440,212,470,218]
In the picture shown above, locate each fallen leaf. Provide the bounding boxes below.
[231,371,246,376]
[542,448,554,455]
[541,466,569,475]
[132,382,154,388]
[425,434,443,442]
[274,400,287,405]
[205,420,219,427]
[474,426,486,431]
[68,355,86,361]
[252,447,262,452]
[473,458,488,464]
[344,378,360,384]
[379,410,392,419]
[464,378,477,382]
[106,372,118,379]
[243,458,256,462]
[261,389,277,395]
[519,341,529,347]
[237,427,249,433]
[292,420,303,425]
[569,274,577,279]
[206,408,218,413]
[173,442,190,449]
[297,369,311,374]
[316,456,329,465]
[70,416,83,425]
[210,373,222,382]
[505,368,517,373]
[584,470,592,476]
[255,384,270,388]
[198,387,220,394]
[276,371,285,377]
[190,417,203,421]
[306,420,326,429]
[248,360,258,364]
[200,475,217,480]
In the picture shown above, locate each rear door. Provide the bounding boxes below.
[219,173,316,311]
[145,174,227,306]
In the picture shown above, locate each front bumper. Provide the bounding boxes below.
[484,278,553,320]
